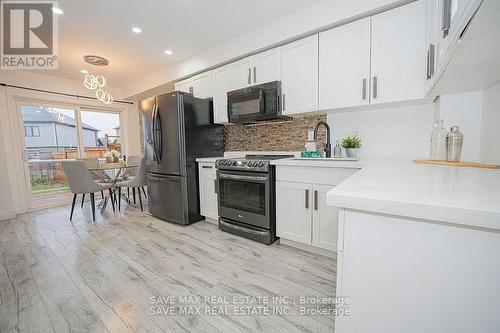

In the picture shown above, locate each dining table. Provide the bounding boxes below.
[88,162,139,213]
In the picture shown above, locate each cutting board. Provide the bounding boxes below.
[413,160,500,169]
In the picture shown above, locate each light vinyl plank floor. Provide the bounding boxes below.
[0,202,336,333]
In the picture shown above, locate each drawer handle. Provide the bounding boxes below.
[314,190,318,211]
[305,189,309,209]
[202,165,213,169]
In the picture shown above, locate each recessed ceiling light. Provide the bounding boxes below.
[132,27,142,34]
[52,7,64,15]
[80,69,89,74]
[164,50,173,55]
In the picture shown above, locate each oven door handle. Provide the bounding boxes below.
[220,220,269,236]
[218,174,269,182]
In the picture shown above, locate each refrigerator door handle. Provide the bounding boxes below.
[154,104,163,161]
[151,102,159,161]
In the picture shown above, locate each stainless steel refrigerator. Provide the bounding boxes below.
[140,92,224,224]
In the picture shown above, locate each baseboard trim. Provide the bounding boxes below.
[204,217,218,225]
[0,210,17,221]
[278,238,337,258]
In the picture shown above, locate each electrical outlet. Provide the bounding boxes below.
[308,131,315,141]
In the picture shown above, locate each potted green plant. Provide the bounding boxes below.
[341,135,362,158]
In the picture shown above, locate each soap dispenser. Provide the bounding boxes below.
[334,141,342,158]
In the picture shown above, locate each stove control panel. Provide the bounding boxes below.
[215,159,270,172]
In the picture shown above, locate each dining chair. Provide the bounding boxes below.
[77,157,109,205]
[116,157,147,212]
[62,160,114,221]
[121,155,147,203]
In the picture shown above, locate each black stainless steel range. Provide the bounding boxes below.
[215,154,293,244]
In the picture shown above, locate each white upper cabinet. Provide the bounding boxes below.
[370,0,427,104]
[191,71,213,99]
[228,49,280,90]
[213,66,229,124]
[252,48,281,84]
[174,78,193,94]
[319,17,371,109]
[281,35,319,115]
[228,57,253,90]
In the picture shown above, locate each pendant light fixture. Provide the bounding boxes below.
[82,55,113,105]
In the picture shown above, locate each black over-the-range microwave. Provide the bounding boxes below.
[227,81,289,124]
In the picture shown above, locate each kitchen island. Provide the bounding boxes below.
[327,161,500,333]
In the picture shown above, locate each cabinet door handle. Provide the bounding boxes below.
[426,48,431,79]
[305,189,309,209]
[442,0,451,38]
[372,76,378,99]
[314,190,318,211]
[253,66,257,83]
[202,165,213,169]
[429,44,435,77]
[248,68,251,84]
[362,78,367,100]
[214,179,218,194]
[282,93,286,111]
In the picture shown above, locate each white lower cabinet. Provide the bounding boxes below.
[198,162,218,221]
[312,184,339,251]
[276,181,340,251]
[275,166,357,251]
[276,182,312,244]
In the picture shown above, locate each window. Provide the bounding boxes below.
[24,126,40,137]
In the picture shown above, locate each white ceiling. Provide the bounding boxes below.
[32,0,321,88]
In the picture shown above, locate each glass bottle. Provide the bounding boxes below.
[334,141,342,158]
[446,126,464,162]
[430,119,447,160]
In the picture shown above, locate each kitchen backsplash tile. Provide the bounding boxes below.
[224,114,327,151]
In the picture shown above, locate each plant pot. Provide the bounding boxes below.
[345,148,359,158]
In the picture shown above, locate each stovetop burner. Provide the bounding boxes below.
[215,154,294,172]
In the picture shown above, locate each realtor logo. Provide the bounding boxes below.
[1,1,58,69]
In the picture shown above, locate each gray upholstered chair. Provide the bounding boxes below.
[77,157,110,205]
[121,155,146,203]
[62,160,114,221]
[116,157,147,211]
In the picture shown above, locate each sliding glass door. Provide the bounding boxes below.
[18,103,123,208]
[80,110,122,159]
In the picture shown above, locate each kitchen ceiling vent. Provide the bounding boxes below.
[83,55,109,66]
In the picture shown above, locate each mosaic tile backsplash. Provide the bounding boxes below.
[224,114,327,152]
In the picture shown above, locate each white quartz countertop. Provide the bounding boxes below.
[326,161,500,230]
[270,157,365,168]
[195,157,223,163]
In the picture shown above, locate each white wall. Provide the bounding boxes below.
[437,91,483,162]
[480,81,500,164]
[327,103,435,159]
[326,87,500,163]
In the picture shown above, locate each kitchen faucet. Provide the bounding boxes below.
[313,121,332,158]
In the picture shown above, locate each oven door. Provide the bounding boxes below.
[217,170,270,229]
